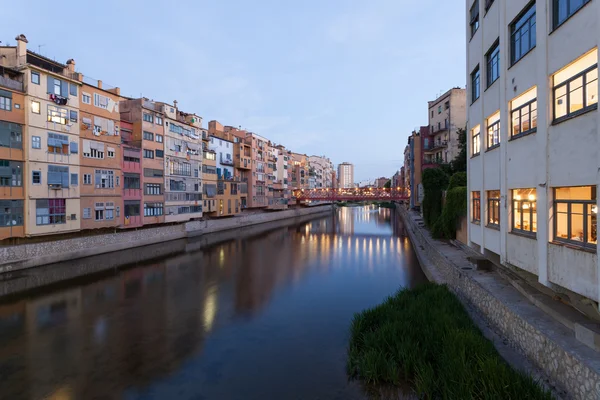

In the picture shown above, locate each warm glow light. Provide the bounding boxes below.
[515,195,521,200]
[593,205,598,214]
[528,194,536,201]
[204,285,218,332]
[523,204,530,209]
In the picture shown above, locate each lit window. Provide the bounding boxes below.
[47,105,68,125]
[471,125,480,156]
[512,189,537,234]
[31,101,40,114]
[472,191,481,222]
[553,49,598,122]
[487,190,500,227]
[486,112,500,149]
[554,186,597,248]
[510,87,537,138]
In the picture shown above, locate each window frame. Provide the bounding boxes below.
[510,2,536,66]
[32,135,41,149]
[155,134,163,143]
[0,95,12,111]
[487,119,500,150]
[553,0,592,30]
[35,199,66,226]
[32,170,41,185]
[487,190,501,228]
[553,64,598,123]
[471,65,480,103]
[511,98,538,139]
[472,191,481,223]
[31,101,41,114]
[31,71,40,85]
[553,186,597,250]
[143,149,154,159]
[143,131,154,141]
[512,189,537,236]
[471,126,481,156]
[82,93,91,105]
[470,0,480,38]
[143,113,154,123]
[486,40,500,88]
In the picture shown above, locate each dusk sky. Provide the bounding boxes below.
[4,0,465,183]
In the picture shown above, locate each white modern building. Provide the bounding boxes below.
[337,162,354,189]
[466,0,599,306]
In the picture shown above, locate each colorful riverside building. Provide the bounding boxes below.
[0,65,25,240]
[202,127,218,215]
[119,120,143,228]
[157,101,203,222]
[1,35,81,237]
[119,98,166,227]
[208,133,242,216]
[78,76,122,230]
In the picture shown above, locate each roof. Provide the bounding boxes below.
[27,49,67,68]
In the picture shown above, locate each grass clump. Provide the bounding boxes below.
[347,283,553,399]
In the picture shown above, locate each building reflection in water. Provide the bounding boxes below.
[0,205,424,400]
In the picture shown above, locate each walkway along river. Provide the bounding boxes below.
[0,205,426,400]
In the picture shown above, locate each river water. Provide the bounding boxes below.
[0,206,425,400]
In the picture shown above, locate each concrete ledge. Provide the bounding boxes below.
[0,205,333,273]
[399,206,600,400]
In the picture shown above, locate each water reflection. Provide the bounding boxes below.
[0,206,425,400]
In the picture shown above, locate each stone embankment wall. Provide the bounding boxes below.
[399,206,600,399]
[0,205,332,273]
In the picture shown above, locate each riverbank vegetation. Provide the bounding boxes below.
[347,283,553,399]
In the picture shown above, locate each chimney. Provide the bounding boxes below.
[66,59,75,72]
[15,34,27,66]
[173,100,178,110]
[97,80,103,89]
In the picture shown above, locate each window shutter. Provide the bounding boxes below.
[69,83,77,96]
[62,171,69,188]
[46,76,54,94]
[61,80,69,97]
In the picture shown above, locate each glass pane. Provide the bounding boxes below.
[522,202,531,231]
[556,202,568,213]
[569,76,584,113]
[586,69,598,107]
[571,212,584,242]
[556,212,569,239]
[512,111,521,136]
[555,85,567,118]
[514,202,522,230]
[572,203,584,214]
[532,207,537,232]
[587,213,597,244]
[530,102,537,129]
[521,108,530,132]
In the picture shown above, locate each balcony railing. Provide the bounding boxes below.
[0,75,23,92]
[220,155,234,166]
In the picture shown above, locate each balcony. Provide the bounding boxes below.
[0,75,23,92]
[424,141,447,154]
[220,154,234,166]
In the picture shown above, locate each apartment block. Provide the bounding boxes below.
[202,130,218,215]
[466,0,599,304]
[309,155,334,189]
[78,76,122,230]
[337,162,354,189]
[0,66,25,240]
[158,102,203,222]
[290,152,309,191]
[208,134,242,216]
[246,133,271,208]
[274,145,290,207]
[1,35,81,237]
[119,98,166,227]
[425,87,467,164]
[119,120,143,228]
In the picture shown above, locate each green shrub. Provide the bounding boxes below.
[347,283,553,399]
[421,168,449,228]
[432,186,467,239]
[448,171,467,190]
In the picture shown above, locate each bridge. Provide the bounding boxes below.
[294,187,410,202]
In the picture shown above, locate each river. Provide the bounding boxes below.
[0,205,425,400]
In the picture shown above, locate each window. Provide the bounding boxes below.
[83,174,92,185]
[156,134,163,143]
[70,173,78,186]
[124,173,141,189]
[143,131,154,141]
[170,160,192,176]
[0,160,22,187]
[512,189,537,234]
[107,148,115,158]
[105,208,114,220]
[0,91,12,111]
[511,3,536,65]
[32,170,41,184]
[36,199,66,225]
[0,200,24,227]
[472,192,481,222]
[94,93,109,109]
[486,113,500,149]
[553,49,598,122]
[47,105,68,125]
[124,154,140,163]
[95,169,115,189]
[438,105,442,114]
[553,0,591,28]
[144,203,164,217]
[511,88,537,138]
[83,208,91,219]
[54,79,61,96]
[82,140,105,159]
[554,186,597,248]
[82,93,91,104]
[47,165,69,188]
[487,190,500,227]
[145,183,162,195]
[116,176,120,187]
[69,83,77,96]
[143,168,163,177]
[485,0,494,10]
[486,41,500,87]
[69,110,78,122]
[471,66,480,102]
[143,149,154,159]
[31,101,40,114]
[471,125,481,156]
[116,207,120,217]
[170,180,186,191]
[95,209,104,221]
[48,133,69,154]
[69,141,78,154]
[32,135,41,149]
[156,116,163,125]
[143,113,153,123]
[31,71,40,85]
[155,149,164,158]
[470,0,479,37]
[124,201,140,217]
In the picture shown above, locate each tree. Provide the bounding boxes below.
[384,180,391,189]
[450,127,467,173]
[422,168,449,228]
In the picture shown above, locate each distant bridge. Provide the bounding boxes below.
[294,188,410,202]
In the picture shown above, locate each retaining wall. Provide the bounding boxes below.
[0,205,333,273]
[399,206,600,399]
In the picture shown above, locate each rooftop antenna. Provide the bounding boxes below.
[38,44,45,54]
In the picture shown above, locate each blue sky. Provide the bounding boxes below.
[4,0,465,182]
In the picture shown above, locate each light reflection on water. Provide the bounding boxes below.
[0,205,425,400]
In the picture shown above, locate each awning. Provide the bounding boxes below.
[204,184,217,198]
[186,142,200,151]
[90,141,105,151]
[83,139,91,153]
